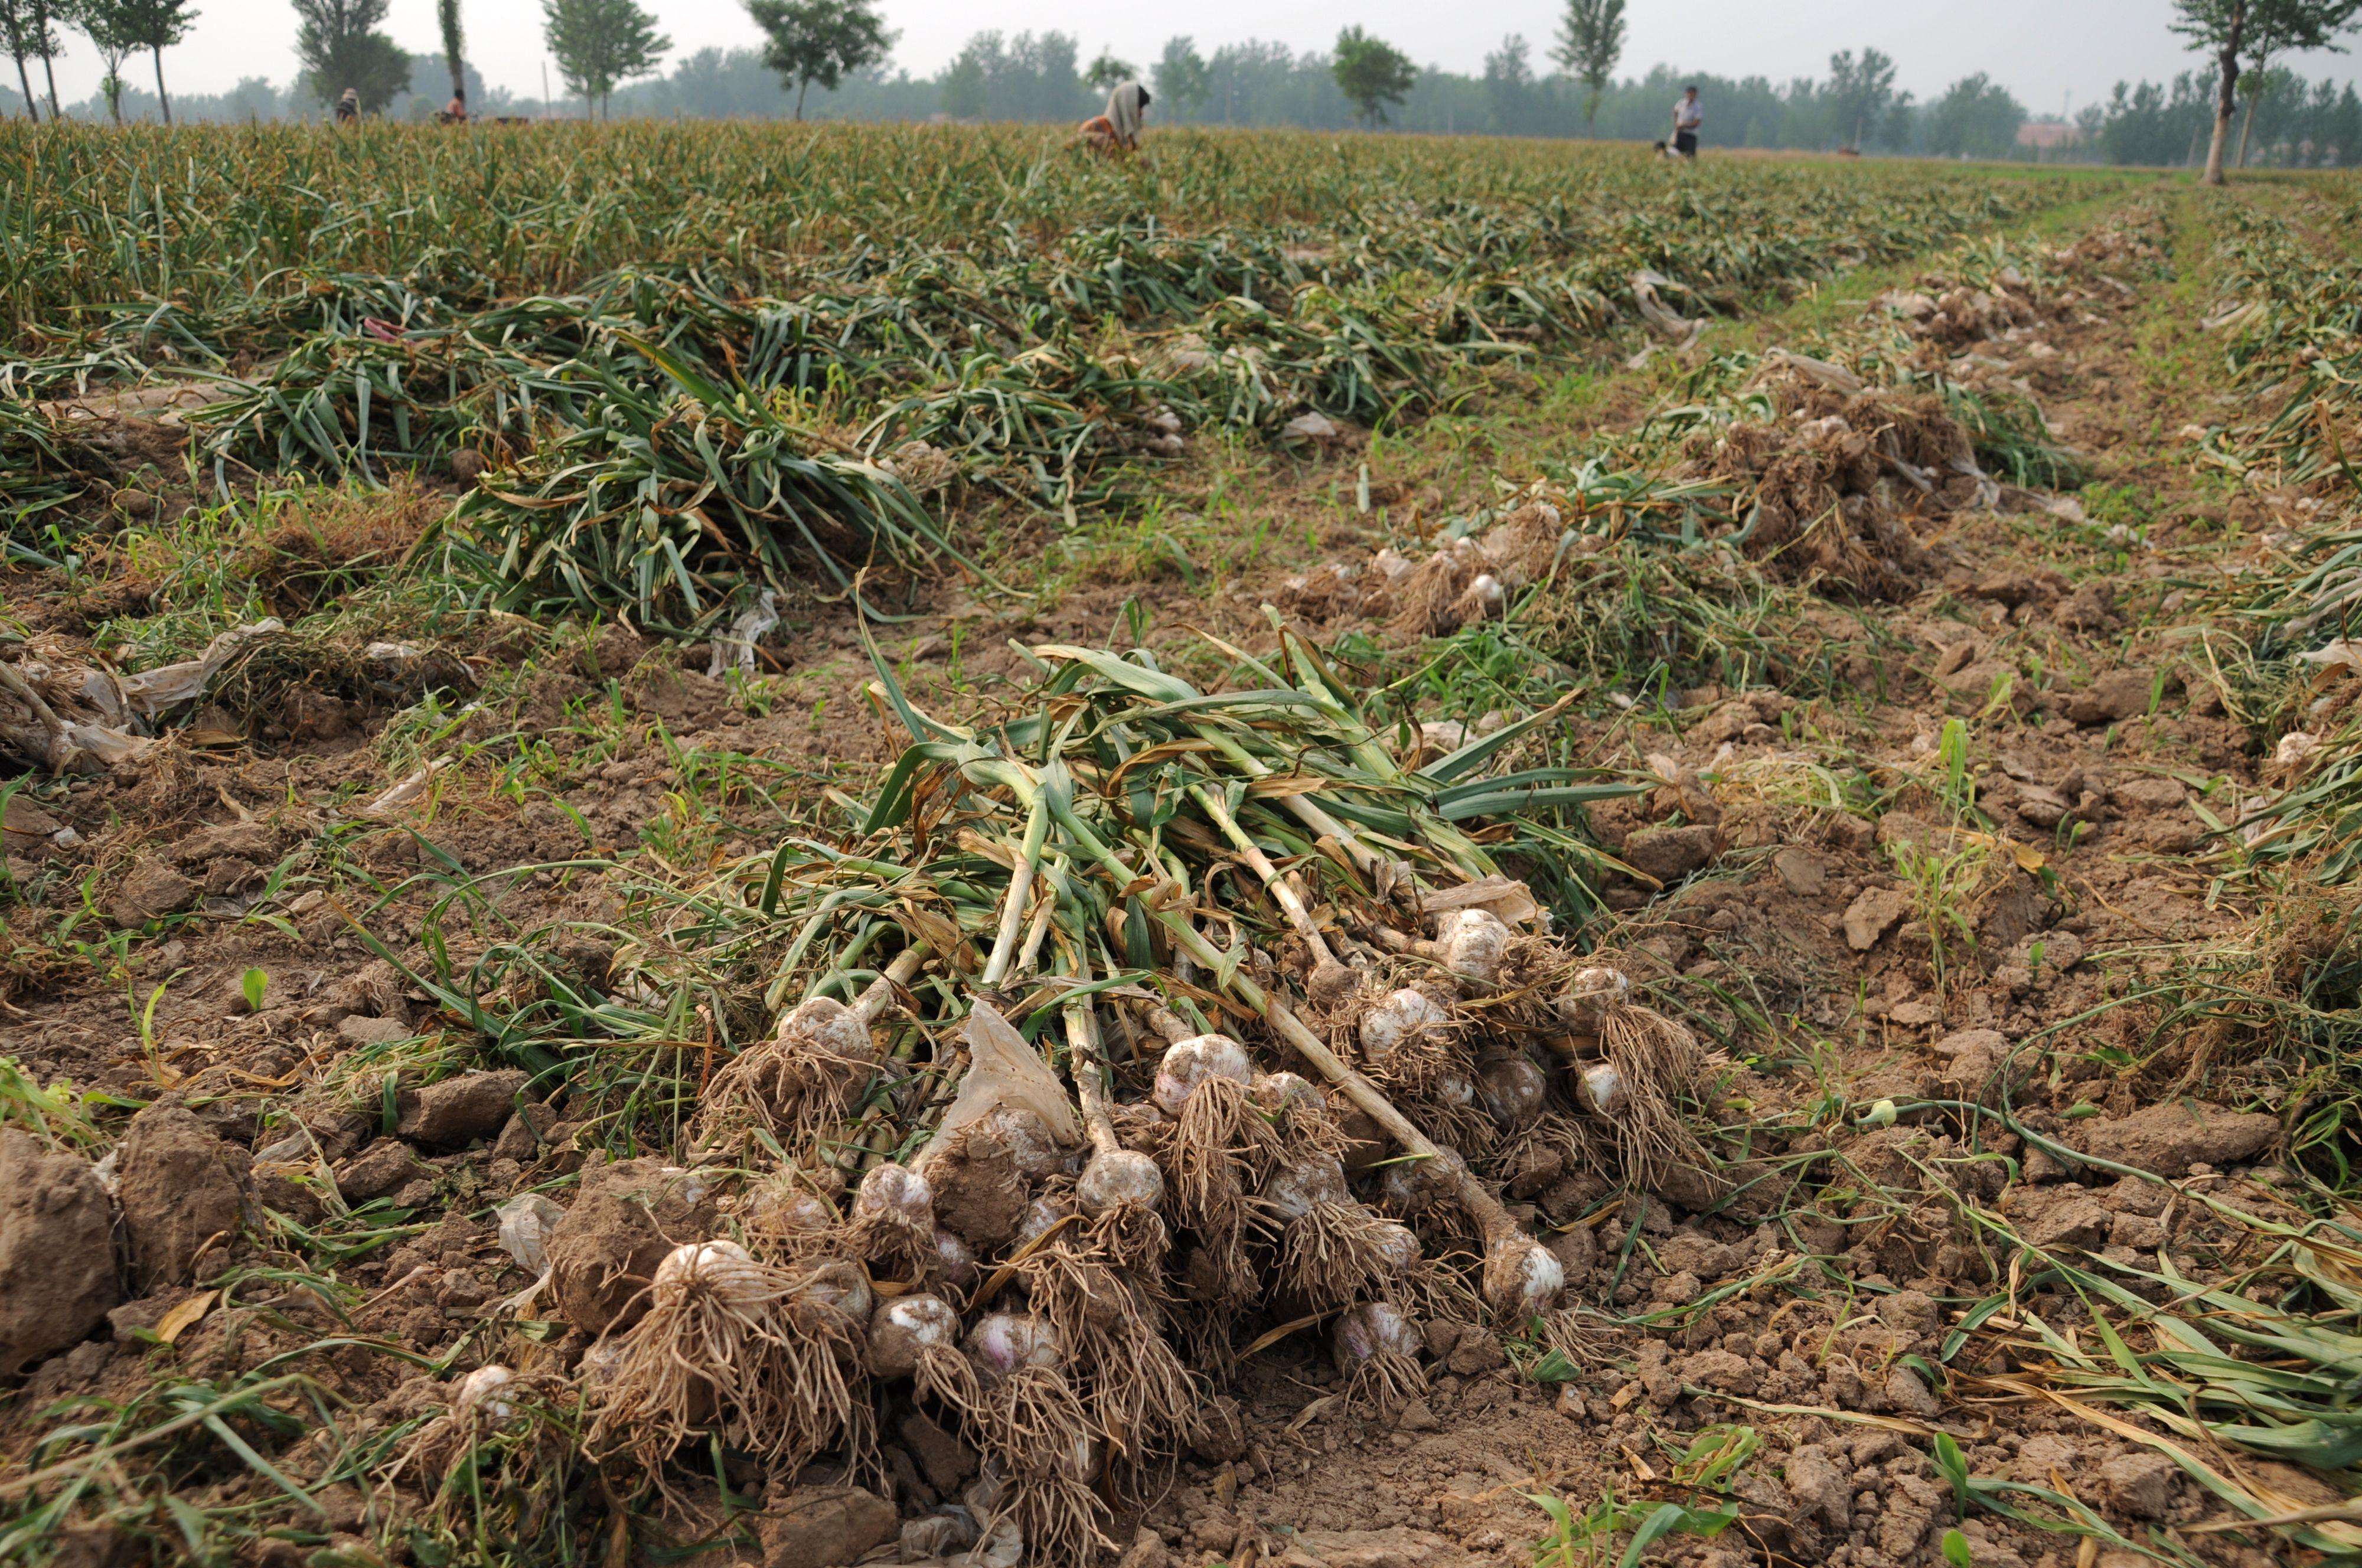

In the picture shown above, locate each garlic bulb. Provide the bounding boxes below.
[1332,1301,1421,1370]
[1014,1193,1073,1247]
[932,1227,978,1288]
[1152,1033,1254,1115]
[1076,1148,1163,1216]
[1369,1220,1421,1271]
[1476,1051,1549,1127]
[854,1162,935,1226]
[964,1312,1063,1377]
[982,1105,1063,1178]
[1431,907,1512,983]
[1251,1071,1326,1120]
[867,1293,962,1380]
[1260,1155,1350,1221]
[796,1258,873,1327]
[1578,1061,1624,1117]
[1482,1237,1564,1318]
[781,994,872,1057]
[651,1240,768,1308]
[455,1363,518,1422]
[577,1337,627,1390]
[1358,988,1449,1066]
[1557,966,1632,1032]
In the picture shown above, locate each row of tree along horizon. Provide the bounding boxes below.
[6,0,2361,170]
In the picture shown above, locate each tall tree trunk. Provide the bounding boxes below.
[795,76,808,120]
[105,76,120,125]
[2237,72,2263,166]
[11,54,37,122]
[2203,26,2242,185]
[152,46,170,125]
[38,43,58,118]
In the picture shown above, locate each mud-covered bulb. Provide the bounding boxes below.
[1482,1236,1564,1317]
[1260,1155,1350,1220]
[1076,1148,1163,1216]
[1014,1193,1072,1247]
[651,1240,768,1309]
[1432,907,1512,982]
[1477,1052,1549,1127]
[1307,958,1361,1007]
[867,1293,961,1380]
[932,1228,978,1288]
[1332,1301,1421,1369]
[1578,1061,1624,1117]
[965,1311,1063,1376]
[455,1363,518,1422]
[780,994,872,1057]
[1251,1070,1326,1120]
[1359,988,1448,1065]
[797,1259,874,1327]
[854,1162,934,1226]
[982,1105,1063,1178]
[1556,966,1632,1033]
[1152,1033,1254,1115]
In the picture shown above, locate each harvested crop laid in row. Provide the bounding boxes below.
[435,620,1717,1554]
[1,122,2109,628]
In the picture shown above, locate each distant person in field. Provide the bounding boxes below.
[335,88,360,125]
[441,88,468,124]
[1082,80,1151,155]
[1671,85,1703,159]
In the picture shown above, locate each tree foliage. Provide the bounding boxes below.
[1825,47,1897,149]
[543,0,670,117]
[744,0,890,119]
[2170,0,2361,180]
[436,0,462,99]
[1,0,57,119]
[937,30,1084,122]
[1924,71,2026,157]
[68,0,140,122]
[1550,0,1625,126]
[291,0,408,112]
[1330,25,1413,127]
[1084,48,1133,92]
[1153,36,1209,114]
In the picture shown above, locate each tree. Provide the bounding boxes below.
[744,0,890,119]
[1153,36,1208,117]
[1,0,49,119]
[2171,0,2361,184]
[940,40,984,118]
[292,0,409,113]
[1330,25,1412,127]
[1925,72,2026,158]
[543,0,669,117]
[2238,61,2295,161]
[1084,47,1133,93]
[91,0,195,124]
[1825,47,1897,149]
[436,0,462,102]
[68,0,138,122]
[1549,0,1624,130]
[1483,32,1534,135]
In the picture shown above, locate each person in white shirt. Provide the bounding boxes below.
[1671,86,1703,159]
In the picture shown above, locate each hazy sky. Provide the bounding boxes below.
[29,0,2362,111]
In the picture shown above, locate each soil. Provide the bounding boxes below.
[0,182,2336,1568]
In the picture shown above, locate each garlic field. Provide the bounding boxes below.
[2,120,2359,1568]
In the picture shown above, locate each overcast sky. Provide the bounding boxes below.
[30,0,2362,112]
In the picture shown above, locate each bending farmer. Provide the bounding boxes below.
[1082,80,1151,154]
